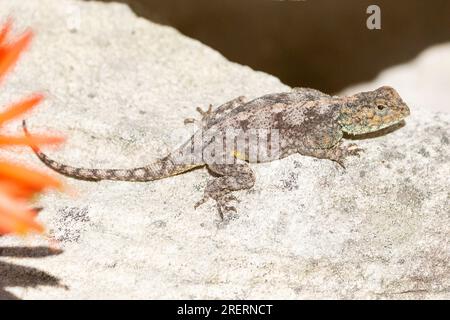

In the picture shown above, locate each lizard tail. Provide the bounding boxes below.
[22,120,199,182]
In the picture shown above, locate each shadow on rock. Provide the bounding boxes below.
[0,246,65,300]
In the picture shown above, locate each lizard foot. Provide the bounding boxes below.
[195,193,240,220]
[341,143,364,158]
[184,104,213,125]
[333,143,364,168]
[195,163,254,220]
[216,195,239,220]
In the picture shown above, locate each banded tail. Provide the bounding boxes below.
[22,121,201,182]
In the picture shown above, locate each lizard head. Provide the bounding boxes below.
[338,86,410,135]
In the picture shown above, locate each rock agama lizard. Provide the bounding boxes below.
[23,86,410,218]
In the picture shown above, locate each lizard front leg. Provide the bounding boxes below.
[292,120,363,168]
[194,162,255,219]
[302,141,364,168]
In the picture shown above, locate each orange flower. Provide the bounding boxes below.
[0,21,64,235]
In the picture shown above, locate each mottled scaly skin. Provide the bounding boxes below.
[24,86,410,219]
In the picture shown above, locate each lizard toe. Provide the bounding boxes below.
[223,194,240,203]
[216,196,239,219]
[345,144,364,157]
[183,117,196,125]
[185,104,214,126]
[194,196,209,209]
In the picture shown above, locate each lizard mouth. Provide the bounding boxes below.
[362,104,410,134]
[341,110,409,135]
[402,105,411,117]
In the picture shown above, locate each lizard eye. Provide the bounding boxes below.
[377,105,386,110]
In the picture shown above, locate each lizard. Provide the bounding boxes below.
[23,86,410,219]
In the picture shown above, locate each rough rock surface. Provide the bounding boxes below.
[0,0,448,299]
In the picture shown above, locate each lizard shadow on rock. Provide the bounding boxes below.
[344,120,406,140]
[0,246,65,300]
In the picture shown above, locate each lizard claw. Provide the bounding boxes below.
[216,203,224,220]
[335,159,346,170]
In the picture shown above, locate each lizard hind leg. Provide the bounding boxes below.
[194,162,255,220]
[184,96,247,128]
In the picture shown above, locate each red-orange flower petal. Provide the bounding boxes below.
[0,193,43,234]
[0,212,43,234]
[0,94,43,126]
[0,21,63,236]
[0,29,33,82]
[0,162,62,192]
[0,180,35,199]
[0,133,64,146]
[0,19,12,47]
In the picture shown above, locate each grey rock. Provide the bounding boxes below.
[0,0,448,299]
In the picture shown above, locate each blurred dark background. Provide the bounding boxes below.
[93,0,450,94]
